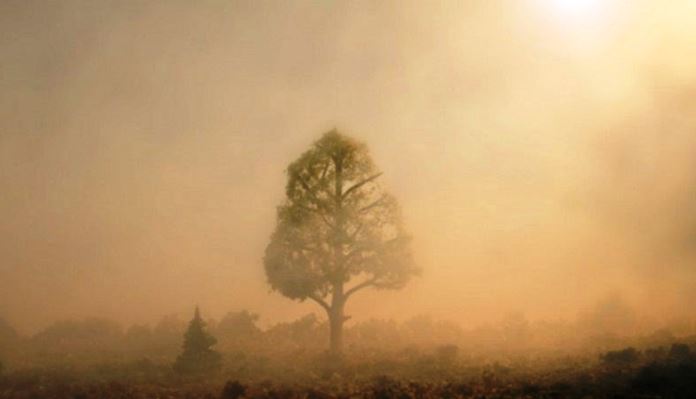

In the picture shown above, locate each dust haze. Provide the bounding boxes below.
[2,0,696,338]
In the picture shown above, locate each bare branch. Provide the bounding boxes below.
[307,293,331,313]
[344,277,378,299]
[343,173,383,199]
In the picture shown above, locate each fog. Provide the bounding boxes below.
[1,0,696,336]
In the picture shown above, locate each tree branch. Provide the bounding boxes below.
[296,204,336,230]
[360,195,387,213]
[343,173,383,199]
[320,160,330,180]
[297,174,329,208]
[349,222,364,240]
[344,244,372,263]
[307,293,331,313]
[344,277,378,299]
[296,174,339,231]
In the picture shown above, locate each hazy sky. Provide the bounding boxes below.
[2,0,696,333]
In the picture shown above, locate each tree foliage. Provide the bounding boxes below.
[216,311,261,338]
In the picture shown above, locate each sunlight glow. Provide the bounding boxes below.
[548,0,604,19]
[534,0,619,49]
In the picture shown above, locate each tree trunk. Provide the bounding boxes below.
[328,305,344,356]
[328,283,345,356]
[329,156,346,357]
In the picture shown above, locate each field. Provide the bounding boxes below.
[2,343,695,398]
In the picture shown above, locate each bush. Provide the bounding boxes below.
[601,347,639,365]
[669,343,691,360]
[220,380,246,399]
[632,357,696,398]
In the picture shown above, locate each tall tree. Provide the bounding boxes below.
[264,130,419,355]
[173,307,221,374]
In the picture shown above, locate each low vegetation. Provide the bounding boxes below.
[1,311,695,398]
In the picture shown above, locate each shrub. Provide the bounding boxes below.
[601,347,639,365]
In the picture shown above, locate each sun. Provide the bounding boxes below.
[547,0,604,20]
[532,0,618,51]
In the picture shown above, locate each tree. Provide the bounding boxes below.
[31,318,122,355]
[215,310,261,351]
[216,311,261,338]
[173,307,222,374]
[264,130,419,355]
[153,314,186,357]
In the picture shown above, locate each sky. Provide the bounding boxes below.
[1,0,696,333]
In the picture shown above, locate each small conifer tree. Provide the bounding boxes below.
[173,307,222,374]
